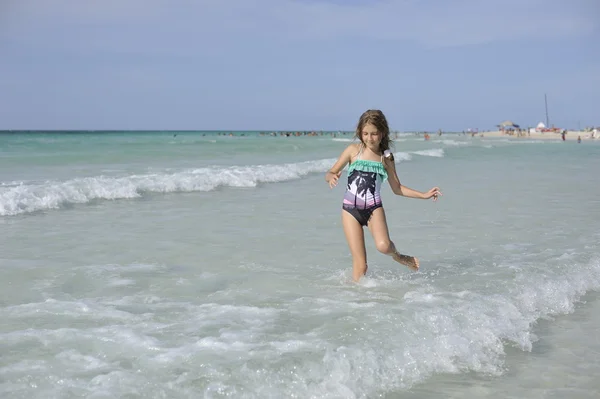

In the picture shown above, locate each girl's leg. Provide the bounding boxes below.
[367,208,419,271]
[341,210,368,281]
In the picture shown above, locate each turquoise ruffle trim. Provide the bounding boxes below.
[347,159,388,181]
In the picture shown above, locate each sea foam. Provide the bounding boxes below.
[0,153,414,216]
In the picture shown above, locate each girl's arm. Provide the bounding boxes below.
[325,144,356,188]
[384,156,442,200]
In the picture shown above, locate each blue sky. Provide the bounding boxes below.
[1,0,598,131]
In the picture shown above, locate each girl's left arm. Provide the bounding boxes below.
[384,157,442,200]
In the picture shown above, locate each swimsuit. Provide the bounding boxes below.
[342,145,388,226]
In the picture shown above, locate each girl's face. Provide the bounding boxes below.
[361,123,382,152]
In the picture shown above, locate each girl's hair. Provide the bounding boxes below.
[354,109,393,153]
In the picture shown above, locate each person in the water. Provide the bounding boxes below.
[325,109,442,281]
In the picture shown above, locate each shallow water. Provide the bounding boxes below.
[1,132,599,398]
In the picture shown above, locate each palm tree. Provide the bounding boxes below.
[348,171,377,208]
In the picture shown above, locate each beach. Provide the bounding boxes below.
[1,131,599,398]
[473,130,597,141]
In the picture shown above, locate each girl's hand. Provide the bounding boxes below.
[424,187,442,201]
[327,171,342,189]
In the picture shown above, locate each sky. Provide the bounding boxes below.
[0,0,598,131]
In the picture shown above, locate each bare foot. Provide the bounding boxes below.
[392,252,419,271]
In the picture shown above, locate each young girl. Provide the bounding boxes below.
[325,109,442,281]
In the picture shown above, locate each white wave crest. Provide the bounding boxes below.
[411,149,445,157]
[331,138,354,142]
[441,140,470,147]
[0,159,336,216]
[1,150,426,216]
[394,152,413,161]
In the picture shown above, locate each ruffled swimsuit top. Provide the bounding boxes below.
[343,145,388,210]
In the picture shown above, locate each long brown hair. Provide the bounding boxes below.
[354,109,393,153]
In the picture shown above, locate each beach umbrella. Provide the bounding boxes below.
[498,120,517,127]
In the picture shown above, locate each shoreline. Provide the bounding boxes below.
[2,129,598,141]
[454,130,597,141]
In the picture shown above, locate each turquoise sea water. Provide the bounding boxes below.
[1,131,599,398]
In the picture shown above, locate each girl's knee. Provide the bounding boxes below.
[375,240,393,254]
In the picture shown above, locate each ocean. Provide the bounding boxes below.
[1,131,599,398]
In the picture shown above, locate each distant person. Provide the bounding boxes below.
[577,135,581,143]
[324,109,442,282]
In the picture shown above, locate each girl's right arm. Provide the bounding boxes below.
[325,144,355,188]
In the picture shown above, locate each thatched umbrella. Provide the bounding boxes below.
[498,120,517,127]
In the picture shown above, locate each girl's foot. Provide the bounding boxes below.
[392,251,419,271]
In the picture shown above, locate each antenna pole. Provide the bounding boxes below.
[545,93,550,127]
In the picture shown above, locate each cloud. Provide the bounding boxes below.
[1,0,598,129]
[3,0,598,56]
[264,0,599,46]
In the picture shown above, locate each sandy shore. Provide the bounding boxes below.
[475,130,597,141]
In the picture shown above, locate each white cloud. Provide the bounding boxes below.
[1,0,598,130]
[3,0,598,52]
[265,0,598,45]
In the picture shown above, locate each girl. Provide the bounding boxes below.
[325,110,442,282]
